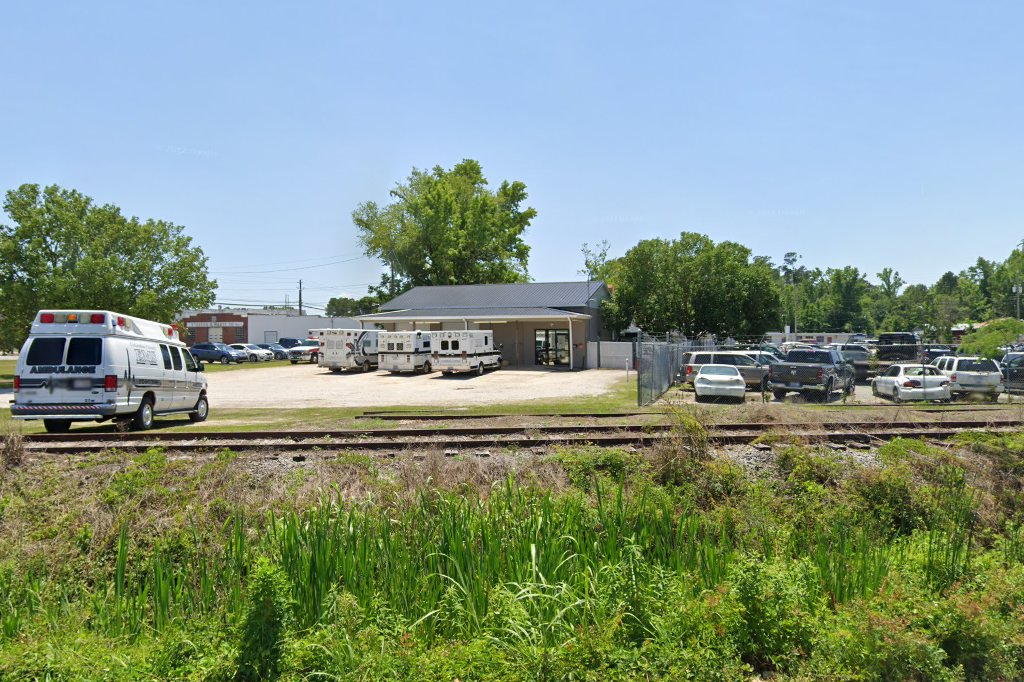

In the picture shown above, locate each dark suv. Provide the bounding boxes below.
[876,332,921,361]
[190,342,247,364]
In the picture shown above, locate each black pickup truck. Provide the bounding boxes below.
[768,349,857,402]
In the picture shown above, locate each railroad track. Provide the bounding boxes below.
[21,419,1022,455]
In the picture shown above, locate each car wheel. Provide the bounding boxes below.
[189,395,209,423]
[132,397,155,431]
[772,390,787,401]
[43,419,71,434]
[422,361,432,374]
[248,354,257,362]
[220,355,230,364]
[990,393,1000,403]
[892,387,903,404]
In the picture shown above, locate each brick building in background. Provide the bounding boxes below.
[177,309,360,345]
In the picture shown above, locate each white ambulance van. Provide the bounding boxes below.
[429,330,503,375]
[10,310,208,433]
[315,329,379,372]
[379,330,434,373]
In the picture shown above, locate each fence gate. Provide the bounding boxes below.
[637,342,688,406]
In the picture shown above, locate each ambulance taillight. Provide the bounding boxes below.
[90,314,105,324]
[104,375,118,392]
[40,313,55,323]
[12,376,19,392]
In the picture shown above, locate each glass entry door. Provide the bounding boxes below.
[535,329,570,367]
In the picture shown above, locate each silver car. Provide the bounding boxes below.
[680,351,771,391]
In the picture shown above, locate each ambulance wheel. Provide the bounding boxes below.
[43,419,71,434]
[422,361,432,374]
[189,395,209,423]
[220,355,230,364]
[310,353,319,363]
[290,359,299,364]
[443,371,453,376]
[132,397,155,431]
[477,363,485,376]
[330,368,341,373]
[361,361,370,373]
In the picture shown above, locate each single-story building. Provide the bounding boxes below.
[356,281,610,369]
[178,308,358,344]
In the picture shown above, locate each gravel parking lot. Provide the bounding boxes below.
[207,364,628,408]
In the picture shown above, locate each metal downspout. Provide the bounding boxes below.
[568,316,573,370]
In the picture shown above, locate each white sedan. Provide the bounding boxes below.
[693,364,747,403]
[871,364,951,403]
[230,343,275,362]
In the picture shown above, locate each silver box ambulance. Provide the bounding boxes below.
[379,331,433,373]
[429,330,503,375]
[315,329,379,372]
[10,310,208,432]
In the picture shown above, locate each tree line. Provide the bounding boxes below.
[4,164,1022,350]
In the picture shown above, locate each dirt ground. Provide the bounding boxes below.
[206,364,628,408]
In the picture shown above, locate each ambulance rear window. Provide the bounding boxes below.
[66,338,102,365]
[26,338,66,365]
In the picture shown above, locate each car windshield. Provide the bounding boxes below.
[786,351,830,363]
[958,359,998,372]
[699,366,739,376]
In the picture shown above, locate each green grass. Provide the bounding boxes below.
[2,432,1023,680]
[198,358,303,373]
[0,359,13,390]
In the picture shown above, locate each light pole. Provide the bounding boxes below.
[1015,284,1022,320]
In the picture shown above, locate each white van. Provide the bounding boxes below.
[429,330,502,375]
[10,310,208,432]
[315,329,379,372]
[379,331,434,373]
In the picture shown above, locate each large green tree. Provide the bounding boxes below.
[353,160,536,298]
[0,184,216,349]
[325,295,379,317]
[604,232,782,337]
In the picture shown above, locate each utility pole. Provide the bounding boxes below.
[1014,284,1022,319]
[298,280,303,316]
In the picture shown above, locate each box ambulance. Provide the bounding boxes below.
[379,330,433,373]
[429,330,503,375]
[315,329,379,372]
[10,310,208,432]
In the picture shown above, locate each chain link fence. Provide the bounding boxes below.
[637,341,690,406]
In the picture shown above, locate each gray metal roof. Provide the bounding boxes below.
[357,307,591,322]
[379,281,606,311]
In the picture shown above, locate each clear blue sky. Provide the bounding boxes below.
[2,1,1021,310]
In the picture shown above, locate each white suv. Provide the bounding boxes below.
[931,356,1003,402]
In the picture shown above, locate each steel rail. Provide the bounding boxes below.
[22,418,1022,444]
[22,424,1019,455]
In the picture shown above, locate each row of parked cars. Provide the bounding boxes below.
[188,338,320,364]
[680,341,1016,404]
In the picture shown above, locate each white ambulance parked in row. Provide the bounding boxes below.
[315,329,379,372]
[429,330,503,375]
[379,330,434,373]
[10,310,209,433]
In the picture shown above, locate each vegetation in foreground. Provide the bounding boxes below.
[2,424,1024,680]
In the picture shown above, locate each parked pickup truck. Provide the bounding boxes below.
[768,349,856,402]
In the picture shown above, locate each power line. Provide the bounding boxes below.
[210,255,368,275]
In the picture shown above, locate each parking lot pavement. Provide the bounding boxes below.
[206,364,628,408]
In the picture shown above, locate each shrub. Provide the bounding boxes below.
[236,557,292,681]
